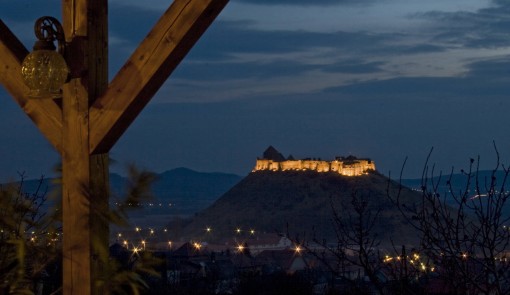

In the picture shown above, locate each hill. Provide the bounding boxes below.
[174,170,422,246]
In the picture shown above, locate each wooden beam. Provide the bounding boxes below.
[89,0,228,154]
[62,79,92,295]
[61,0,109,294]
[61,4,91,295]
[81,2,110,292]
[0,20,63,153]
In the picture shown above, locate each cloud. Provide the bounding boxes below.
[312,60,385,74]
[397,44,447,54]
[415,2,510,49]
[102,1,509,108]
[189,20,392,57]
[465,56,510,83]
[158,20,397,94]
[175,60,318,80]
[174,48,387,82]
[321,56,510,99]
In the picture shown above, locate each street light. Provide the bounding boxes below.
[21,16,69,98]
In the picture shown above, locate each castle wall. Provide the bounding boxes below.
[255,159,271,171]
[302,160,320,170]
[316,161,330,172]
[253,157,375,176]
[339,160,375,176]
[330,161,342,172]
[280,160,302,171]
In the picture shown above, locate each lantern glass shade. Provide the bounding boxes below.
[21,49,69,98]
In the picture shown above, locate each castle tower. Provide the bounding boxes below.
[263,146,286,162]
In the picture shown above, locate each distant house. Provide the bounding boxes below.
[167,242,210,285]
[248,233,293,255]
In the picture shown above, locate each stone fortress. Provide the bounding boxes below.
[253,146,376,177]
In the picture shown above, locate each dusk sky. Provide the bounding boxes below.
[1,0,510,181]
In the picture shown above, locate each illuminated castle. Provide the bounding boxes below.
[253,146,375,177]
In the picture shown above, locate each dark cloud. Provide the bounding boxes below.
[166,20,396,80]
[397,44,447,54]
[323,75,509,99]
[188,20,392,56]
[416,3,510,49]
[175,60,318,80]
[492,0,508,6]
[465,57,510,80]
[187,20,426,64]
[233,0,374,6]
[174,58,384,81]
[185,20,452,63]
[322,57,510,98]
[173,22,451,82]
[321,60,384,74]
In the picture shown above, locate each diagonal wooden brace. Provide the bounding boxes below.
[89,0,228,154]
[0,20,63,153]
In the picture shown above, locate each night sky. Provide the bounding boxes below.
[1,0,510,181]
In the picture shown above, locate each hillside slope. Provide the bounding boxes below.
[177,170,421,246]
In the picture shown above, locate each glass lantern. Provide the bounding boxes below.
[20,17,69,99]
[21,46,69,98]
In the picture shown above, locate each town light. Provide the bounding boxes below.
[21,16,69,98]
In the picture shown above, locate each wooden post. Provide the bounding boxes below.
[61,0,108,294]
[0,0,228,293]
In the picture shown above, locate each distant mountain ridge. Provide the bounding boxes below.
[400,169,510,216]
[400,170,508,193]
[3,168,243,216]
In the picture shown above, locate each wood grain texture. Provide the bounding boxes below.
[89,0,229,154]
[61,0,109,294]
[62,78,92,295]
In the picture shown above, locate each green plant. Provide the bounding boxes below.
[0,174,60,295]
[0,166,161,295]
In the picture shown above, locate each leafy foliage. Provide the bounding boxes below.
[0,166,160,295]
[91,165,161,294]
[0,174,60,294]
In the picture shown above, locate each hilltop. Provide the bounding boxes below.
[254,145,375,176]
